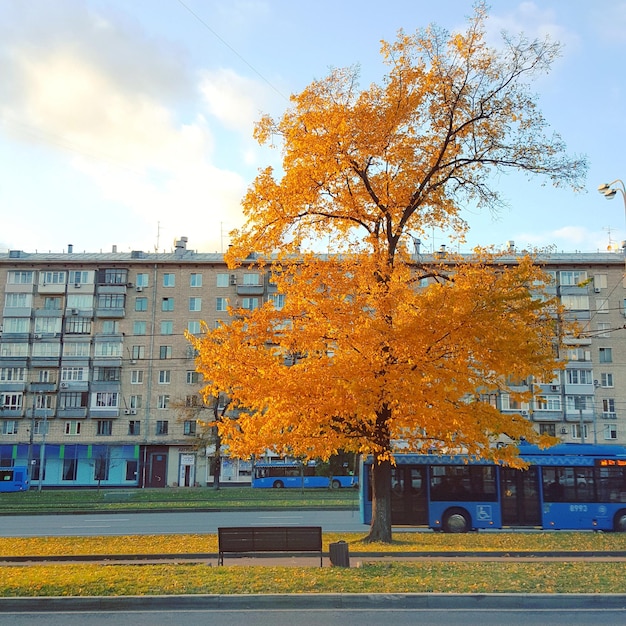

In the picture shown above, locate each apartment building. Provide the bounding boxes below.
[0,241,625,488]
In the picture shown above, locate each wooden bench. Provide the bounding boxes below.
[217,526,323,566]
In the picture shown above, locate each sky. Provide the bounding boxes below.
[0,0,625,256]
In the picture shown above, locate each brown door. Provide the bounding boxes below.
[147,453,168,488]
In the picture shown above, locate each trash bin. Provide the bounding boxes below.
[329,540,350,567]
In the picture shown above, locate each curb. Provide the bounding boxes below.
[1,593,626,612]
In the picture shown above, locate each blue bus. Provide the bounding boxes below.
[360,443,626,532]
[252,461,358,489]
[0,466,30,492]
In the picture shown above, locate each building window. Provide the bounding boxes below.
[187,320,201,334]
[156,420,169,435]
[561,295,590,310]
[59,392,88,409]
[5,317,31,333]
[599,348,613,363]
[1,421,18,435]
[62,342,90,358]
[559,270,587,286]
[571,423,589,440]
[269,294,285,310]
[594,273,608,289]
[64,421,81,435]
[136,273,149,287]
[97,420,113,436]
[94,392,119,408]
[94,367,120,382]
[62,458,77,480]
[189,297,202,312]
[128,420,141,435]
[185,395,201,407]
[133,321,147,335]
[216,297,228,312]
[184,420,197,435]
[65,317,91,335]
[163,273,175,287]
[158,370,171,384]
[566,369,593,385]
[0,367,26,383]
[131,370,144,384]
[596,298,609,314]
[190,273,202,287]
[94,454,110,481]
[602,398,616,418]
[241,297,259,310]
[135,297,148,312]
[534,396,561,411]
[161,297,174,311]
[186,371,200,384]
[100,269,127,285]
[97,294,125,309]
[33,420,49,435]
[242,273,260,286]
[44,297,62,310]
[0,393,22,411]
[131,345,145,360]
[604,424,618,440]
[8,270,33,284]
[94,342,122,357]
[159,346,172,360]
[597,322,611,338]
[157,395,170,409]
[35,394,52,409]
[601,373,614,388]
[126,460,138,481]
[539,423,556,437]
[160,320,173,335]
[129,395,142,409]
[42,271,66,285]
[61,367,87,382]
[216,273,229,287]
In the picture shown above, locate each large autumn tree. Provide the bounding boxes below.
[189,4,586,542]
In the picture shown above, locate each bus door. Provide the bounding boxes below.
[391,466,428,525]
[500,466,541,526]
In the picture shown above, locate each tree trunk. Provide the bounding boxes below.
[364,458,393,542]
[212,435,221,491]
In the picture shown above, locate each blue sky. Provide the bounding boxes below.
[0,0,625,255]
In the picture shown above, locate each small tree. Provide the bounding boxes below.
[190,4,585,542]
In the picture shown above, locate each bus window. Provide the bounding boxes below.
[430,465,497,502]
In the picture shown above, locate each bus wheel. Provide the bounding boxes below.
[614,510,626,532]
[331,479,341,489]
[272,480,284,489]
[443,508,470,533]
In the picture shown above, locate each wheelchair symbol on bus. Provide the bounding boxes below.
[476,505,492,521]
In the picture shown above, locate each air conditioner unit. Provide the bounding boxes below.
[521,410,528,416]
[135,286,143,292]
[71,309,79,315]
[34,333,42,340]
[560,427,568,434]
[550,385,559,392]
[130,409,137,415]
[74,283,81,289]
[130,359,137,364]
[594,287,601,293]
[124,409,131,415]
[127,282,134,288]
[230,274,237,285]
[60,382,69,389]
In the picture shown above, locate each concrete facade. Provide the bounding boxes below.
[1,242,625,488]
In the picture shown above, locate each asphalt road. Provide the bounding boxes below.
[0,510,369,537]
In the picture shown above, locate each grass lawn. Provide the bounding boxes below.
[0,486,357,513]
[1,532,625,597]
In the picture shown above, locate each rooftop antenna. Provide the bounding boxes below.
[155,221,161,252]
[604,226,616,251]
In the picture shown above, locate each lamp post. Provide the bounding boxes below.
[598,179,626,219]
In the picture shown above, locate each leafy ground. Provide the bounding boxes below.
[1,531,625,557]
[1,532,625,597]
[1,562,625,596]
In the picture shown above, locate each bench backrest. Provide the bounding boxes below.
[218,526,322,552]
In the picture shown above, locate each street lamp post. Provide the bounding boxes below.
[598,179,626,217]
